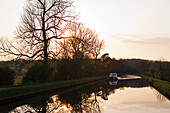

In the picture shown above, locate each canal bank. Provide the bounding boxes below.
[0,76,107,106]
[138,74,170,99]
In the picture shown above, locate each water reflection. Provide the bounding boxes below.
[9,77,170,113]
[152,88,167,102]
[109,78,118,85]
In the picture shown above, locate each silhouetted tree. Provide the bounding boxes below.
[92,38,105,64]
[101,53,111,62]
[59,23,104,59]
[0,0,77,64]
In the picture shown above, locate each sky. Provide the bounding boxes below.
[0,0,170,61]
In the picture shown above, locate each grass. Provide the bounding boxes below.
[0,76,107,100]
[138,74,170,99]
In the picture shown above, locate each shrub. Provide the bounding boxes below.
[55,59,83,80]
[23,64,54,84]
[0,65,15,86]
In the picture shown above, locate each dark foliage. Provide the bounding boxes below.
[55,59,83,80]
[0,65,15,86]
[55,59,101,80]
[106,58,170,82]
[23,64,54,84]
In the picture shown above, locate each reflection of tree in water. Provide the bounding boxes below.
[57,83,104,113]
[10,83,105,113]
[10,99,48,113]
[10,104,37,113]
[54,81,123,112]
[10,79,150,113]
[151,87,167,102]
[10,97,71,113]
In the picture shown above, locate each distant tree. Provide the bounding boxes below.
[0,0,77,64]
[101,53,111,62]
[149,65,156,78]
[161,63,170,81]
[156,57,166,72]
[136,61,150,74]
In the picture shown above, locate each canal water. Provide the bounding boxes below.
[1,75,170,113]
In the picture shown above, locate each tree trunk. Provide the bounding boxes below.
[42,8,48,64]
[44,40,48,64]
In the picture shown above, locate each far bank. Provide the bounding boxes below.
[138,74,170,99]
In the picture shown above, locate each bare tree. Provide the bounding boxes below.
[59,23,104,59]
[0,0,77,64]
[92,38,105,60]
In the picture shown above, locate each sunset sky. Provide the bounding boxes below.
[0,0,170,61]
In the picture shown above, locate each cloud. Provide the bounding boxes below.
[109,34,170,45]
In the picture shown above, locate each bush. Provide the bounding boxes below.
[55,59,83,80]
[23,64,54,84]
[0,65,15,86]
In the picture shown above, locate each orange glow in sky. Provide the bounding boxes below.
[63,30,71,37]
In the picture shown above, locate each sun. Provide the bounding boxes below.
[63,30,71,37]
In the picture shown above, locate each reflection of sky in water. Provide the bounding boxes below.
[99,87,170,113]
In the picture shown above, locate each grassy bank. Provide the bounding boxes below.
[0,76,107,100]
[138,74,170,99]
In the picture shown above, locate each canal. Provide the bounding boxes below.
[1,75,170,113]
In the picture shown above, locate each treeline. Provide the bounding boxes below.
[23,58,107,84]
[1,55,170,86]
[102,57,170,82]
[0,58,106,85]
